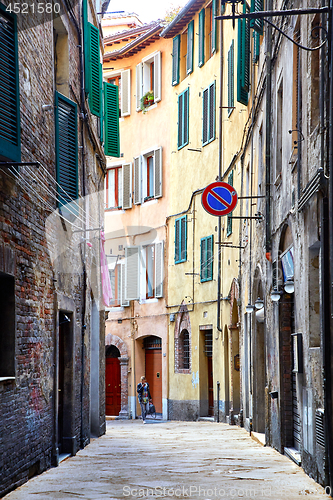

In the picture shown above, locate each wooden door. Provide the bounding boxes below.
[145,349,162,413]
[105,358,121,415]
[208,356,214,416]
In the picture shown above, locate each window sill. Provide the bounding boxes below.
[200,278,213,283]
[0,377,15,382]
[143,198,158,206]
[140,298,159,304]
[105,207,125,213]
[175,260,186,265]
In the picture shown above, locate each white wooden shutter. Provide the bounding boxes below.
[120,262,129,306]
[155,241,163,298]
[122,162,132,209]
[154,51,161,102]
[154,147,162,198]
[121,69,131,116]
[125,246,140,300]
[133,156,141,204]
[136,63,143,111]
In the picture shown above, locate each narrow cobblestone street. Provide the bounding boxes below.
[3,421,329,500]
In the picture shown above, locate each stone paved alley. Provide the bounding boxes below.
[3,421,329,500]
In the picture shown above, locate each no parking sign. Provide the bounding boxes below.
[201,181,238,217]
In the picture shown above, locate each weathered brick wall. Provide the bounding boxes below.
[0,2,105,495]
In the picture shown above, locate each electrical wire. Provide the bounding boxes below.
[31,163,100,228]
[4,166,83,231]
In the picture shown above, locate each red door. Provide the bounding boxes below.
[208,357,214,416]
[105,358,121,416]
[145,349,162,413]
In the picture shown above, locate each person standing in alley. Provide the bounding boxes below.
[137,376,152,423]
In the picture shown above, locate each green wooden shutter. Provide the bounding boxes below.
[0,5,20,162]
[104,82,120,157]
[228,40,234,116]
[208,82,215,142]
[203,88,209,145]
[237,4,250,106]
[178,89,189,149]
[211,0,217,54]
[180,215,187,262]
[253,31,260,63]
[88,23,102,116]
[187,20,194,75]
[175,216,187,263]
[207,235,213,280]
[203,83,215,146]
[178,92,183,149]
[184,89,189,146]
[198,9,205,67]
[201,236,213,282]
[200,238,205,281]
[250,0,263,35]
[175,218,180,262]
[55,92,78,207]
[172,35,180,86]
[227,170,234,236]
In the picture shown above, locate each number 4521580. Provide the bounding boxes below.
[6,3,61,14]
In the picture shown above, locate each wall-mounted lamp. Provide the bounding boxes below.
[255,308,265,323]
[246,303,254,313]
[42,104,53,112]
[254,297,264,310]
[284,278,295,294]
[271,290,282,302]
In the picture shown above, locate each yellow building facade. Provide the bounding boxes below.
[102,19,173,420]
[161,0,250,421]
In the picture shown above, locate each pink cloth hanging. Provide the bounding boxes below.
[100,231,113,306]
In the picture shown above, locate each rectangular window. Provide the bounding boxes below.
[109,264,121,307]
[147,155,154,199]
[178,88,189,150]
[227,40,234,116]
[202,81,216,146]
[0,5,20,162]
[146,245,155,298]
[136,51,162,110]
[226,170,234,236]
[200,235,214,282]
[206,0,217,59]
[175,215,187,264]
[237,3,250,106]
[105,166,122,209]
[133,148,162,203]
[0,272,15,378]
[55,92,78,209]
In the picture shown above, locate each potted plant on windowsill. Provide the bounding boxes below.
[140,91,154,113]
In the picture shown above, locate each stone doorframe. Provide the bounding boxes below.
[105,333,129,419]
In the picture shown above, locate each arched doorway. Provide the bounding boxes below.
[230,299,240,415]
[105,345,121,416]
[144,336,162,414]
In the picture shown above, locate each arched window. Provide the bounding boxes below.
[179,329,190,369]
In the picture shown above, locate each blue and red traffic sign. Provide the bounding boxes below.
[201,181,238,217]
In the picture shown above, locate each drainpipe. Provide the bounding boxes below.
[217,14,224,333]
[325,0,333,490]
[265,0,272,254]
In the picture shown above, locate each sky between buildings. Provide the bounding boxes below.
[107,0,189,24]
